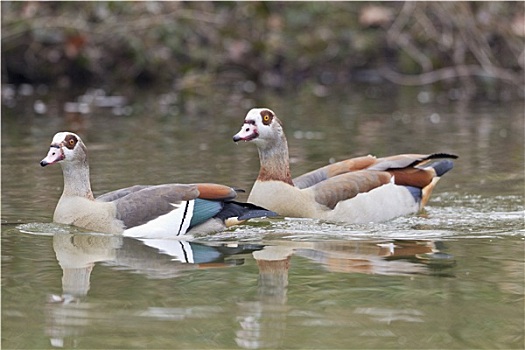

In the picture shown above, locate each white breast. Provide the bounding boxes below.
[54,196,123,234]
[248,181,317,218]
[123,200,195,239]
[325,183,419,223]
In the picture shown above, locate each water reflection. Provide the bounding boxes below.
[293,240,455,275]
[51,233,262,297]
[236,246,293,349]
[45,232,454,348]
[47,233,264,347]
[235,240,454,348]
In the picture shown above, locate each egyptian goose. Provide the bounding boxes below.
[233,108,457,223]
[41,132,276,238]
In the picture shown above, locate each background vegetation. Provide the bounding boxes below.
[2,1,524,101]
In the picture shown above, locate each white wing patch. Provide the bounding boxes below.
[123,200,195,239]
[139,239,195,263]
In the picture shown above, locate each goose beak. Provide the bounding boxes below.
[40,145,64,166]
[232,134,244,142]
[233,122,258,142]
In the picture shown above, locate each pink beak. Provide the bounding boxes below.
[40,146,64,166]
[233,122,258,142]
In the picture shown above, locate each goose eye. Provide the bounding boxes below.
[261,112,272,125]
[63,135,78,149]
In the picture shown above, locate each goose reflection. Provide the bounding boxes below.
[236,245,294,349]
[292,239,454,275]
[234,239,455,349]
[46,232,454,349]
[46,233,263,347]
[51,233,263,298]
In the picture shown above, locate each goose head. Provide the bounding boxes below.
[233,108,286,150]
[41,132,88,167]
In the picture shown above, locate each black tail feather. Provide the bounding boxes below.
[216,201,278,221]
[408,153,458,168]
[426,153,459,160]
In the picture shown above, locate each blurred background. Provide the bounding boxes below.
[2,1,524,102]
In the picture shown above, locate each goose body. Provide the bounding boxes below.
[41,132,276,238]
[233,108,457,223]
[248,180,419,224]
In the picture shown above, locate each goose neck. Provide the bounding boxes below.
[257,136,293,185]
[60,160,95,200]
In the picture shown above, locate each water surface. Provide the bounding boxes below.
[2,86,524,349]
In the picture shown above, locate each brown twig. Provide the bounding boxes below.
[379,65,522,87]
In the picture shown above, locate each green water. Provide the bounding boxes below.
[2,86,524,349]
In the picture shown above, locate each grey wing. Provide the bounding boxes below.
[114,184,200,229]
[293,167,330,189]
[293,155,378,189]
[311,170,392,209]
[96,185,151,202]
